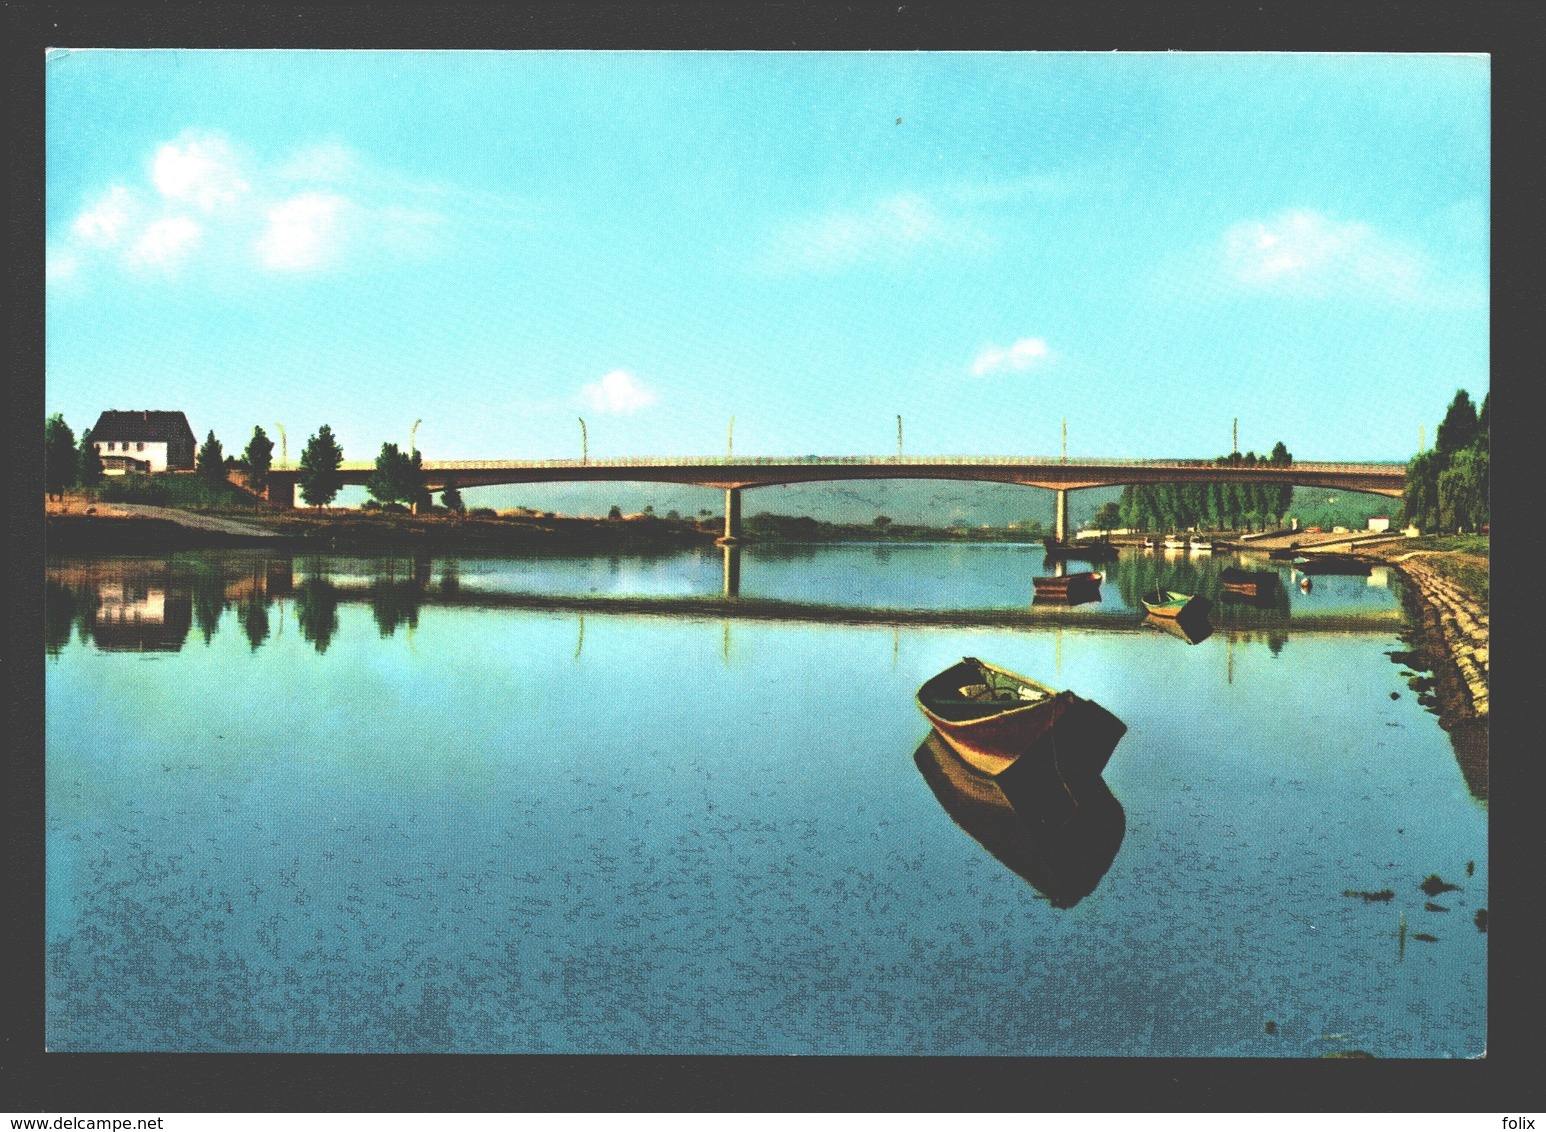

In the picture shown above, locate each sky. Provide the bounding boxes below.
[45,50,1489,467]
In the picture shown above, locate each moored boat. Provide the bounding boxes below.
[1042,537,1119,562]
[1141,537,1156,551]
[916,657,1110,778]
[1189,537,1214,552]
[1219,566,1278,598]
[1140,589,1207,618]
[1295,553,1372,576]
[1032,570,1103,604]
[1162,536,1187,550]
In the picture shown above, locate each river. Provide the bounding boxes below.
[43,542,1486,1056]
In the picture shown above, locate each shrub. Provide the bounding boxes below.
[469,507,497,518]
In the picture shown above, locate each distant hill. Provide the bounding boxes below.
[457,479,1124,530]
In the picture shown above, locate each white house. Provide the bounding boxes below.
[90,410,197,474]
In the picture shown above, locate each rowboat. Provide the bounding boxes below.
[1189,537,1214,552]
[916,657,1124,783]
[1041,538,1119,562]
[1141,537,1156,550]
[1140,589,1206,618]
[1219,567,1278,598]
[1032,570,1102,604]
[913,731,1127,908]
[1162,536,1187,550]
[1296,553,1371,576]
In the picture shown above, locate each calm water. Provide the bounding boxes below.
[44,543,1486,1056]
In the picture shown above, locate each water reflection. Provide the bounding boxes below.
[1143,609,1214,645]
[914,730,1126,909]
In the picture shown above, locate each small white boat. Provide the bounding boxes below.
[1162,536,1187,550]
[1189,538,1214,552]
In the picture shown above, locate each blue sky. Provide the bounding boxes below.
[45,50,1488,466]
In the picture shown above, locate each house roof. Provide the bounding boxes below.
[90,410,195,443]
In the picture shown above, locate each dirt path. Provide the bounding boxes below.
[48,500,285,538]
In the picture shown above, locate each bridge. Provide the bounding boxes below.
[263,454,1406,542]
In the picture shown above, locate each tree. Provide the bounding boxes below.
[441,483,465,513]
[1435,390,1478,455]
[365,442,425,508]
[197,430,226,483]
[1091,501,1122,532]
[242,426,275,494]
[607,505,623,520]
[1475,392,1490,450]
[76,427,103,491]
[1437,447,1488,533]
[873,514,893,531]
[45,414,78,499]
[298,425,344,507]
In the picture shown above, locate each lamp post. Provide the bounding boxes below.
[897,415,903,459]
[727,416,735,460]
[410,418,421,458]
[578,417,588,465]
[274,423,287,468]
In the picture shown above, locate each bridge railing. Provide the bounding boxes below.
[397,455,1405,473]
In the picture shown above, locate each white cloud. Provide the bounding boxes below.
[971,337,1050,377]
[152,132,249,212]
[53,131,466,287]
[128,216,202,269]
[580,370,657,414]
[763,193,961,272]
[256,193,349,271]
[71,186,134,246]
[1224,209,1427,299]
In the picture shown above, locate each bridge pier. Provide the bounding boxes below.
[722,487,743,543]
[268,479,295,509]
[722,544,741,598]
[1055,489,1068,543]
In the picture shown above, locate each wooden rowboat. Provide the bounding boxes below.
[917,657,1073,776]
[1219,566,1278,598]
[1140,589,1205,618]
[1032,570,1102,603]
[914,656,1128,785]
[1295,553,1371,576]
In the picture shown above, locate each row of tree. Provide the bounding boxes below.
[44,414,466,512]
[1113,442,1295,533]
[1402,390,1489,534]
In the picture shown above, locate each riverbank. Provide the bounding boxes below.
[44,500,721,554]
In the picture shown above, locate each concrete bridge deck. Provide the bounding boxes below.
[264,453,1407,541]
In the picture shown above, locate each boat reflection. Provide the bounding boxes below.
[914,730,1126,908]
[1142,608,1214,645]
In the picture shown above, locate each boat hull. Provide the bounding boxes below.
[1032,571,1102,603]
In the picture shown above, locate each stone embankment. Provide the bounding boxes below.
[1383,550,1489,719]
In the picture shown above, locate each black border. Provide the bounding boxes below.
[8,0,1542,1114]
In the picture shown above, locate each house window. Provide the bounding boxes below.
[137,442,145,451]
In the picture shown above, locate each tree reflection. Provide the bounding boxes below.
[294,578,341,654]
[44,580,80,658]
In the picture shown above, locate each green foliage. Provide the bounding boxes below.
[197,431,227,482]
[607,505,623,520]
[1403,390,1488,533]
[45,413,78,498]
[92,471,248,508]
[1090,501,1122,532]
[298,425,344,507]
[1119,443,1294,531]
[366,442,425,507]
[441,483,466,513]
[77,427,103,489]
[1435,389,1479,455]
[873,514,893,530]
[243,426,275,493]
